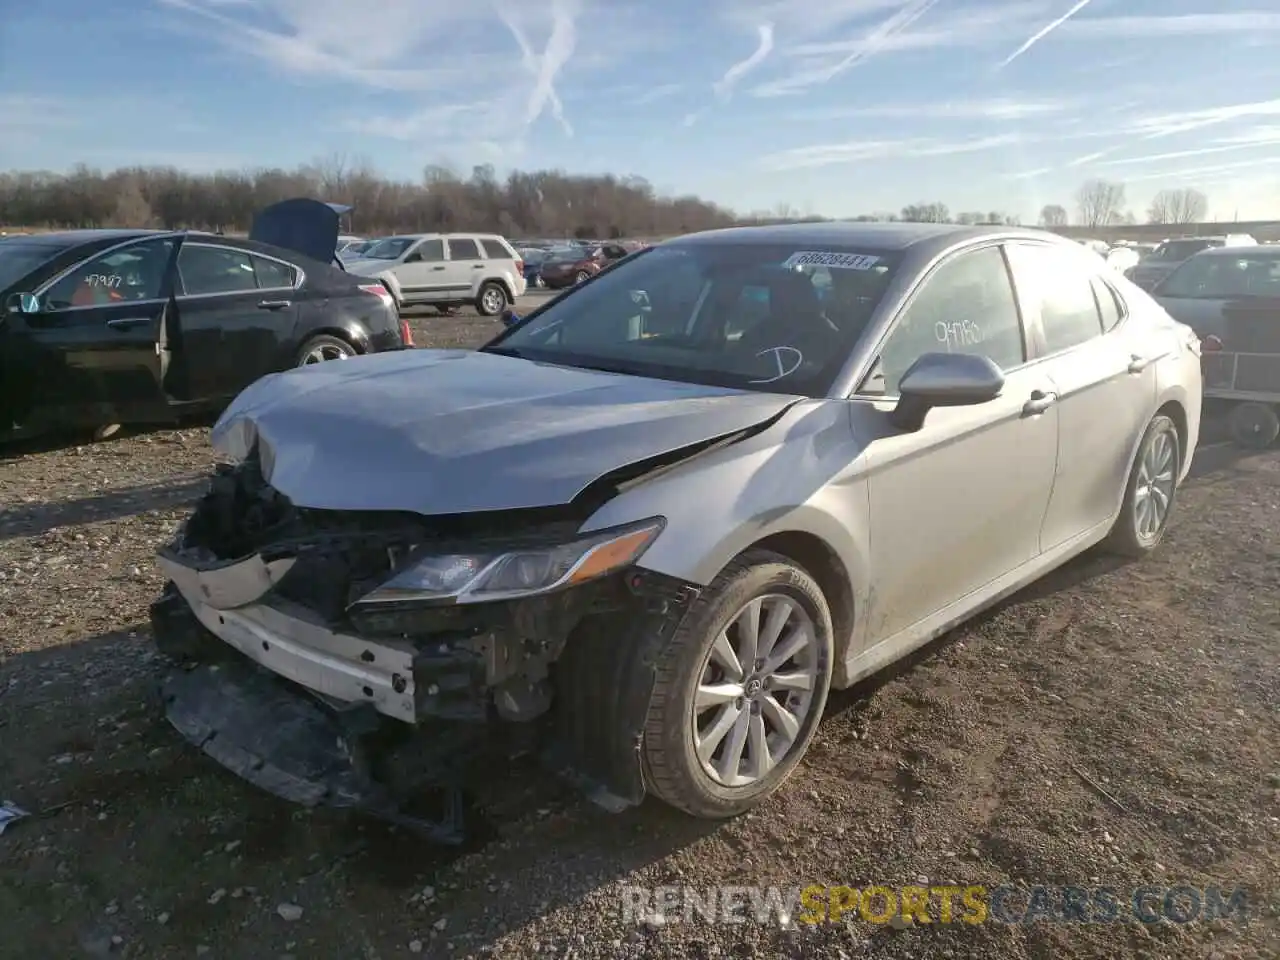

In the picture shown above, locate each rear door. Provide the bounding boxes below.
[1005,241,1158,551]
[173,241,302,398]
[443,237,485,299]
[24,236,181,421]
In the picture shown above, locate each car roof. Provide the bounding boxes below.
[1194,245,1280,258]
[8,228,157,247]
[669,221,1054,253]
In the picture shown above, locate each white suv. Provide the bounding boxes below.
[344,233,526,316]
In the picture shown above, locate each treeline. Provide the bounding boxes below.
[0,159,747,239]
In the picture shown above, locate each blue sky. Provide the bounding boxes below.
[4,0,1280,220]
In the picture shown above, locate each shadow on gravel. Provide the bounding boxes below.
[0,476,210,540]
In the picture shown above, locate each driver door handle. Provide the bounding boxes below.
[1022,390,1058,417]
[257,299,292,310]
[105,317,152,329]
[1128,353,1153,374]
[431,266,446,271]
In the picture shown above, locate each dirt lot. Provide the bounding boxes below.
[1,316,1278,959]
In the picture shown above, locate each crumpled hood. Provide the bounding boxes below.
[211,349,799,515]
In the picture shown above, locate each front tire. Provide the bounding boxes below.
[642,549,834,819]
[1104,414,1181,558]
[574,270,590,284]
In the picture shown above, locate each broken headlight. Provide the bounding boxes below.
[353,519,665,606]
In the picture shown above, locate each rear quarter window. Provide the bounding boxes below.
[479,238,514,260]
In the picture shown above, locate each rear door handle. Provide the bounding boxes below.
[257,299,292,310]
[1022,390,1058,417]
[105,317,152,329]
[472,264,484,269]
[431,266,446,271]
[1128,353,1153,374]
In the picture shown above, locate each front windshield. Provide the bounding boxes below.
[1157,252,1280,299]
[360,237,417,260]
[0,242,60,291]
[487,242,901,397]
[1151,240,1214,261]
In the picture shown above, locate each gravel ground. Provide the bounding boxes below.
[1,316,1278,960]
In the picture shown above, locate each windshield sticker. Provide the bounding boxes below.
[782,251,880,271]
[749,346,804,383]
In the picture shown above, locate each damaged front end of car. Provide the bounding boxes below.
[149,452,700,842]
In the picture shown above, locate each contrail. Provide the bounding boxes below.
[999,0,1095,68]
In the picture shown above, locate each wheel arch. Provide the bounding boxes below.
[747,531,856,678]
[299,326,368,356]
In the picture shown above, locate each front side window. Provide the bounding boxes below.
[44,238,176,309]
[362,237,417,260]
[487,243,901,397]
[179,245,258,295]
[1007,243,1104,355]
[1157,253,1280,299]
[858,245,1024,397]
[0,242,62,293]
[407,238,444,263]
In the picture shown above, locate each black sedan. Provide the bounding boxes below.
[0,198,411,442]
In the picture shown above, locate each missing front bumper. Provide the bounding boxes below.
[160,658,466,843]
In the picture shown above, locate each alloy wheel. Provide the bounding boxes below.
[481,287,506,315]
[1133,427,1176,540]
[300,342,353,364]
[691,594,821,788]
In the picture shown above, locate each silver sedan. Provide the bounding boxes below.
[153,222,1204,831]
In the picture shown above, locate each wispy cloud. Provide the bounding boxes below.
[496,0,581,137]
[786,97,1070,122]
[1060,11,1280,39]
[1120,155,1280,185]
[997,0,1094,68]
[631,83,684,105]
[1006,166,1054,180]
[751,0,942,97]
[713,22,775,100]
[758,133,1022,171]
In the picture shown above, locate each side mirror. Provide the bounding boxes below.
[500,308,521,327]
[889,352,1004,432]
[5,292,40,314]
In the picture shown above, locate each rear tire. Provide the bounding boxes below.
[295,334,356,366]
[642,549,834,820]
[1227,401,1279,449]
[1104,414,1181,558]
[476,282,508,317]
[93,424,121,442]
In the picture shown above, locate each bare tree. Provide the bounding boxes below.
[1075,180,1127,228]
[1039,204,1068,227]
[1147,188,1209,224]
[0,159,742,239]
[900,202,950,223]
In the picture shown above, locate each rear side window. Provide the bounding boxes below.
[478,238,513,260]
[448,238,482,260]
[1092,277,1123,332]
[252,255,295,289]
[179,245,258,295]
[1007,243,1104,354]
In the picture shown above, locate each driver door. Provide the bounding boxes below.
[392,238,446,305]
[19,237,182,426]
[853,243,1059,645]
